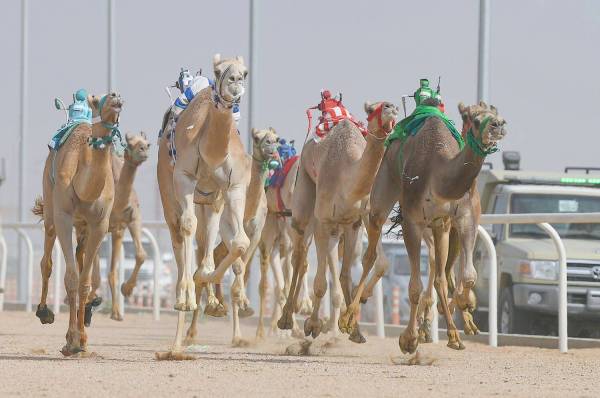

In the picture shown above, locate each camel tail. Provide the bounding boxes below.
[32,196,44,218]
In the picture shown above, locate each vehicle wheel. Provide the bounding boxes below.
[499,287,527,334]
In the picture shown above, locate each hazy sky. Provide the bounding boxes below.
[1,0,599,223]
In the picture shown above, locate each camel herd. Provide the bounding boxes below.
[32,53,507,357]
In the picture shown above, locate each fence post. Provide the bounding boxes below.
[141,228,162,321]
[477,225,497,347]
[374,278,385,337]
[16,228,33,313]
[538,222,568,353]
[431,290,439,343]
[0,232,7,311]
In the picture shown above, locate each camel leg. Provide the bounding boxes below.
[84,254,103,327]
[304,222,338,339]
[455,219,479,335]
[278,162,315,330]
[398,220,424,354]
[432,219,465,350]
[258,214,277,338]
[173,169,198,311]
[54,208,81,356]
[121,219,147,298]
[77,218,109,351]
[36,225,56,324]
[326,244,343,338]
[417,230,436,343]
[205,240,227,317]
[297,263,312,316]
[108,228,125,321]
[338,222,366,343]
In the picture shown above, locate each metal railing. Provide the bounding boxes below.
[0,221,168,321]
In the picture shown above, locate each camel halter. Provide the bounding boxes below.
[88,94,123,150]
[212,63,242,110]
[466,115,498,157]
[252,134,280,172]
[366,103,394,140]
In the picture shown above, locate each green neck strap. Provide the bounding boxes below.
[466,116,497,157]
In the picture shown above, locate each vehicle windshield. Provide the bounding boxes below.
[510,194,600,240]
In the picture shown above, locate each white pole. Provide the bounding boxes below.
[53,241,63,314]
[247,0,258,149]
[0,232,7,311]
[16,229,33,312]
[477,225,497,347]
[108,0,116,92]
[373,279,385,338]
[477,0,491,103]
[538,223,568,353]
[142,228,162,321]
[17,0,29,304]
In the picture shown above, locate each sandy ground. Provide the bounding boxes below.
[0,310,598,398]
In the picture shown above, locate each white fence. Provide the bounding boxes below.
[1,213,599,353]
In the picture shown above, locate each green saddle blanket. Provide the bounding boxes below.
[385,105,464,149]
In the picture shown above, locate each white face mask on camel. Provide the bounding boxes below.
[212,54,248,109]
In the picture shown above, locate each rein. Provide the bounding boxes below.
[212,63,241,110]
[252,134,279,172]
[88,94,123,150]
[466,116,497,157]
[366,102,394,140]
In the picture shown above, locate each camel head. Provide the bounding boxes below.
[212,53,248,108]
[91,92,124,126]
[364,101,399,138]
[251,127,279,167]
[124,131,151,165]
[458,101,507,154]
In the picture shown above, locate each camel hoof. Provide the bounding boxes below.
[399,331,419,354]
[338,308,357,335]
[349,327,366,344]
[60,344,83,357]
[36,304,55,325]
[204,303,227,317]
[277,309,294,330]
[183,335,197,347]
[238,306,254,318]
[84,303,94,327]
[174,301,197,312]
[418,319,433,343]
[110,312,124,322]
[447,340,466,350]
[303,317,323,339]
[120,283,134,297]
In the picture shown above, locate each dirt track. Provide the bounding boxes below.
[0,311,598,397]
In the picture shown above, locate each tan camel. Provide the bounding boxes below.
[100,133,151,321]
[355,101,506,353]
[278,101,399,344]
[183,127,279,345]
[34,92,123,355]
[72,132,151,326]
[256,156,313,339]
[157,54,250,352]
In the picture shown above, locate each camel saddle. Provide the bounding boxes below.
[267,155,299,216]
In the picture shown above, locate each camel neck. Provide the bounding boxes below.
[435,131,485,200]
[112,159,138,214]
[73,123,114,202]
[245,156,269,221]
[347,130,387,202]
[200,105,234,166]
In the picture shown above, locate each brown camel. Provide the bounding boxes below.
[34,92,124,355]
[183,127,279,345]
[278,101,399,344]
[357,101,506,354]
[157,54,250,352]
[256,155,313,339]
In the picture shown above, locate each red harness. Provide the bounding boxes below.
[274,155,299,214]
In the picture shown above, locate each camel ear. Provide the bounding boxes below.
[235,56,245,65]
[213,53,222,68]
[251,128,262,142]
[125,132,133,143]
[479,100,488,109]
[90,95,100,113]
[457,102,467,115]
[269,127,277,134]
[140,131,147,140]
[490,105,498,115]
[364,101,375,114]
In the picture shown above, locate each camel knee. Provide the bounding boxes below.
[463,266,477,288]
[373,255,390,278]
[64,269,78,296]
[180,212,197,236]
[313,277,327,299]
[40,257,53,278]
[408,278,423,305]
[135,250,147,265]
